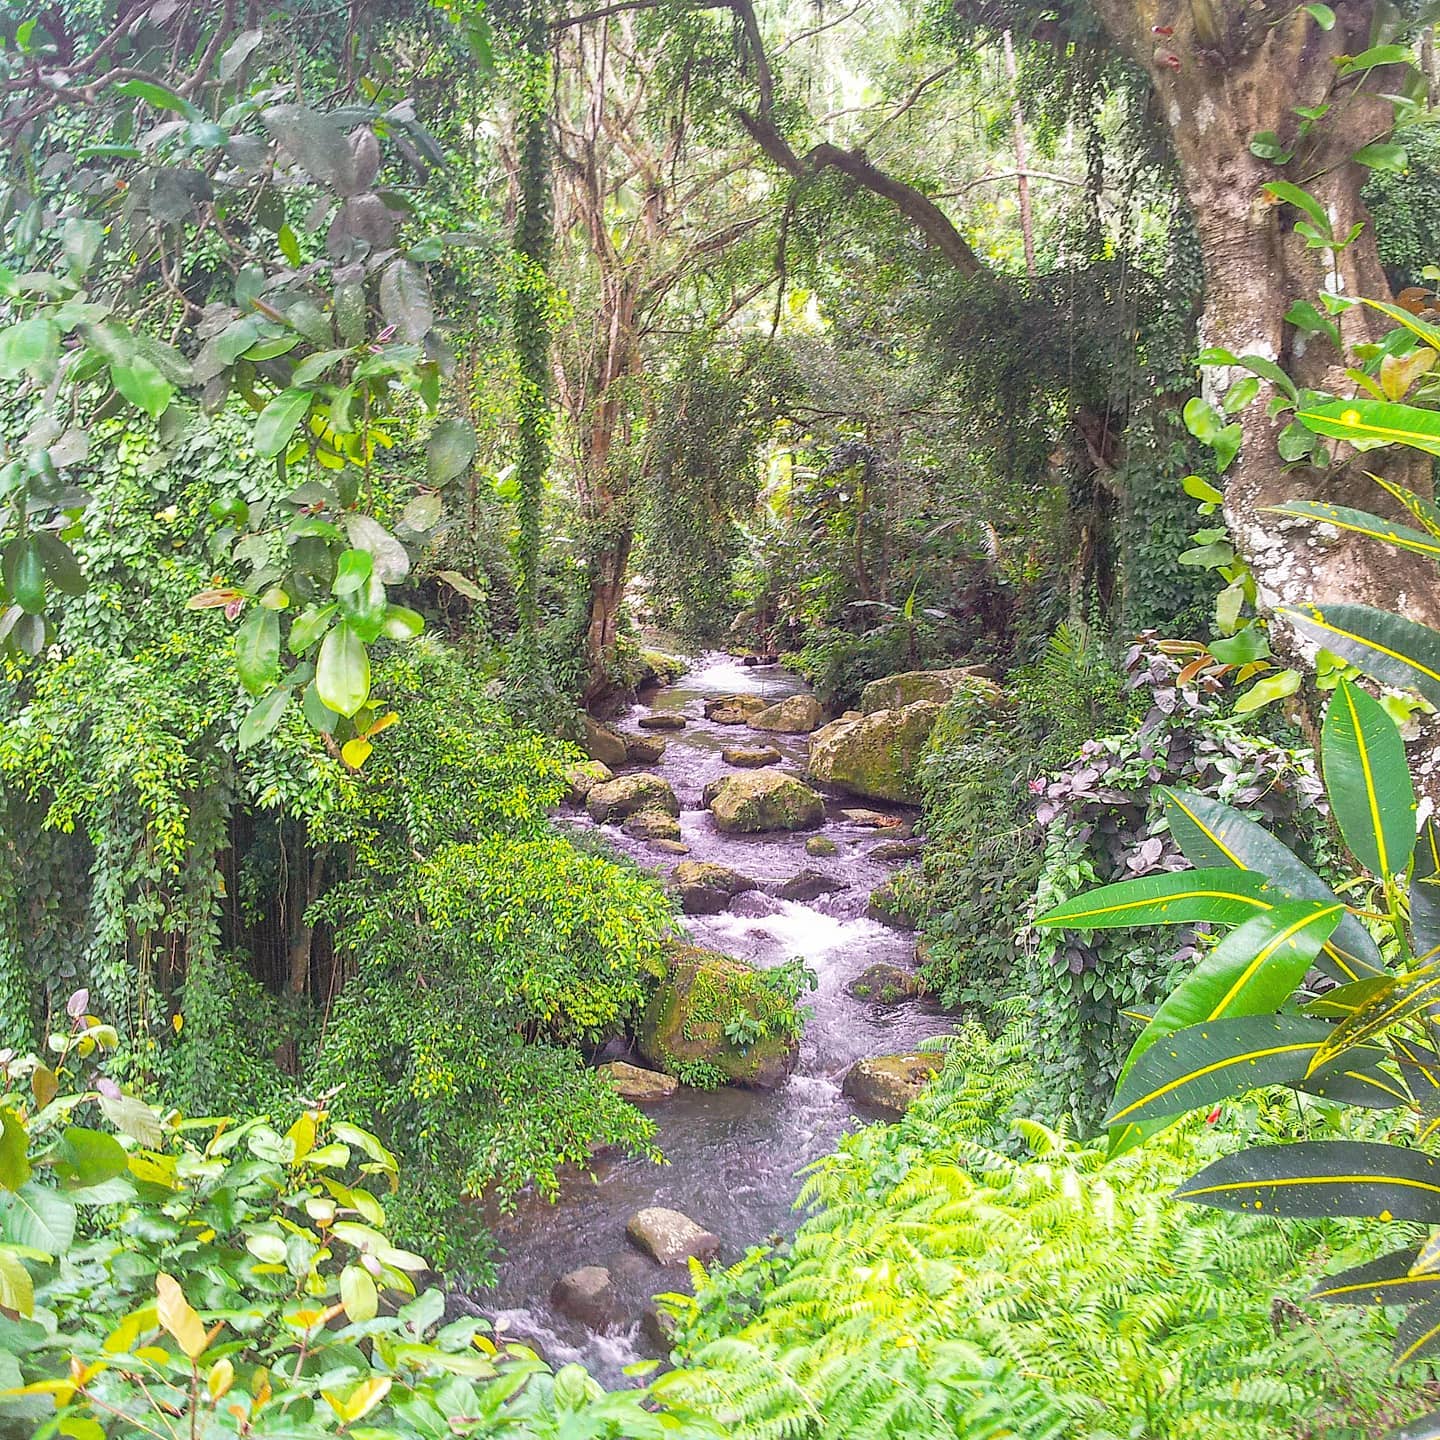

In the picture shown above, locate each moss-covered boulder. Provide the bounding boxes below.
[859,667,1001,715]
[709,771,825,833]
[722,744,782,768]
[847,963,919,1005]
[587,773,680,824]
[622,807,681,842]
[806,834,838,857]
[673,861,756,897]
[868,871,924,930]
[750,694,822,734]
[638,945,800,1089]
[582,716,629,768]
[625,734,667,763]
[639,650,688,686]
[704,694,768,726]
[806,701,942,805]
[564,760,612,805]
[869,838,924,862]
[598,1060,678,1102]
[841,1050,943,1115]
[639,712,687,731]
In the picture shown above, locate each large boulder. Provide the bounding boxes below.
[638,945,800,1089]
[625,734,667,764]
[550,1267,621,1329]
[704,694,768,726]
[807,702,943,805]
[750,694,823,734]
[622,808,681,842]
[565,760,612,805]
[674,861,756,897]
[587,774,680,824]
[776,869,846,903]
[859,667,1000,716]
[709,772,825,834]
[639,712,687,731]
[626,1207,720,1266]
[598,1061,678,1102]
[841,1051,943,1116]
[582,716,629,768]
[639,650,687,687]
[847,963,919,1005]
[722,744,782,768]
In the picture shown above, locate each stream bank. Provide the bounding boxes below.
[478,653,950,1382]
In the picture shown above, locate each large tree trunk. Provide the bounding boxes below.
[1090,0,1440,637]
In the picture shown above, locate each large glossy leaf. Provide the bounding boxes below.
[1034,868,1278,930]
[1160,788,1385,981]
[1267,500,1440,564]
[1369,471,1440,539]
[1281,602,1440,711]
[427,417,477,486]
[1116,901,1341,1089]
[1,1183,76,1255]
[1396,1297,1440,1366]
[1412,821,1440,958]
[237,686,290,751]
[234,606,280,698]
[1296,397,1440,458]
[1106,1015,1333,1127]
[1310,1246,1440,1305]
[1322,679,1417,880]
[1175,1140,1440,1221]
[0,1109,30,1192]
[254,388,314,459]
[1299,1057,1410,1109]
[379,259,433,342]
[1307,957,1440,1074]
[316,620,370,718]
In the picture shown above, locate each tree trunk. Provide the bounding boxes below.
[1089,0,1440,639]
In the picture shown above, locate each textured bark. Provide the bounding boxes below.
[1089,0,1440,638]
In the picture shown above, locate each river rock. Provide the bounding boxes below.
[583,716,630,768]
[681,886,729,915]
[776,869,846,903]
[859,667,1001,715]
[626,1207,721,1266]
[727,891,785,919]
[869,838,924,862]
[599,1060,679,1102]
[550,1266,620,1330]
[587,774,680,824]
[704,694,768,725]
[623,807,681,841]
[841,1051,944,1116]
[640,651,687,687]
[723,744,782,768]
[674,860,756,901]
[638,945,800,1089]
[868,874,921,930]
[626,734,668,763]
[652,839,690,855]
[641,1307,679,1349]
[709,772,825,834]
[565,760,612,805]
[639,712,687,731]
[847,963,919,1005]
[807,702,942,806]
[842,808,900,828]
[750,694,823,734]
[806,835,838,857]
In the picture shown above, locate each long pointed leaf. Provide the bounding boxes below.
[1175,1139,1440,1221]
[1310,1246,1437,1305]
[1368,471,1440,539]
[1308,957,1440,1075]
[1266,500,1440,564]
[1280,602,1440,711]
[1161,787,1385,981]
[1323,679,1417,880]
[1360,297,1440,355]
[1396,1297,1440,1366]
[1033,868,1278,930]
[1296,397,1440,458]
[1412,820,1440,957]
[1106,1015,1332,1127]
[1299,1058,1410,1109]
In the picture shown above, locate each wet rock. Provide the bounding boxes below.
[652,839,690,855]
[599,1060,679,1102]
[704,694,768,726]
[723,744,782,768]
[806,834,838,857]
[565,760,613,805]
[841,808,899,828]
[750,694,823,734]
[550,1266,620,1330]
[638,944,800,1089]
[626,734,668,763]
[582,715,630,768]
[641,1307,679,1349]
[776,869,846,903]
[869,838,924,862]
[623,807,681,841]
[626,1207,721,1266]
[727,891,786,919]
[868,874,922,930]
[681,886,729,915]
[674,861,756,896]
[639,712,687,731]
[587,774,680,824]
[847,963,919,1005]
[859,667,1001,716]
[807,702,943,805]
[841,1051,944,1116]
[640,650,687,686]
[709,772,825,834]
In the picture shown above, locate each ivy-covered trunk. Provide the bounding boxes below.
[1092,0,1440,636]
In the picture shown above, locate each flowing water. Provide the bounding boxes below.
[478,654,948,1381]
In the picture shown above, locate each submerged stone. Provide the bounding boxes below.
[639,712,687,731]
[847,963,919,1005]
[806,834,839,857]
[776,869,846,903]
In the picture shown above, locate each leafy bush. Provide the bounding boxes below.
[658,1027,1428,1439]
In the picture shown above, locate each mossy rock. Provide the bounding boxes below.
[673,861,755,896]
[622,807,681,842]
[842,1051,943,1115]
[564,760,612,805]
[638,712,687,731]
[722,745,782,768]
[640,650,688,686]
[587,773,680,824]
[638,945,799,1090]
[868,872,924,931]
[625,734,667,764]
[709,771,825,834]
[847,963,919,1005]
[806,834,838,857]
[806,701,942,805]
[859,667,1001,716]
[750,694,822,734]
[704,694,768,725]
[582,716,629,768]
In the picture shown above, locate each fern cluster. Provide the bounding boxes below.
[658,1028,1428,1439]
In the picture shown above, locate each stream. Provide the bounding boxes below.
[478,653,948,1382]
